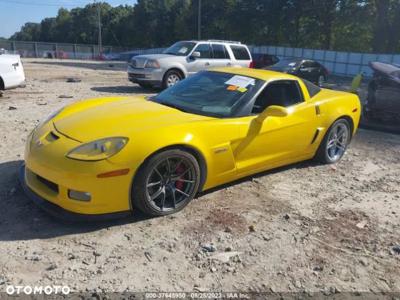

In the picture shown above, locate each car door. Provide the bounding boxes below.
[232,80,319,175]
[210,43,232,67]
[186,43,213,76]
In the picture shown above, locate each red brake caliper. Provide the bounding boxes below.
[175,163,185,190]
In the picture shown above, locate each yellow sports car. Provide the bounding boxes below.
[20,68,360,220]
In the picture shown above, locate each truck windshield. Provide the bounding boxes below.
[163,42,196,56]
[150,71,264,118]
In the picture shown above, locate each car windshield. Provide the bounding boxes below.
[150,71,264,118]
[273,58,301,68]
[391,70,400,80]
[163,41,196,56]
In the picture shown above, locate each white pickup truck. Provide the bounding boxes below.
[0,53,25,91]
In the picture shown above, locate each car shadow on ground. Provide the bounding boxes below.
[91,85,157,94]
[198,159,318,197]
[0,159,319,242]
[31,60,128,71]
[0,160,148,242]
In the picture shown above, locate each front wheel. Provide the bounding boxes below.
[162,70,182,89]
[315,118,351,164]
[132,149,201,216]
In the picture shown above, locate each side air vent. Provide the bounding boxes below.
[315,104,321,115]
[311,129,321,144]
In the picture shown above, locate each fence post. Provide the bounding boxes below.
[92,45,95,59]
[34,42,38,58]
[73,44,77,59]
[344,52,350,76]
[11,41,16,52]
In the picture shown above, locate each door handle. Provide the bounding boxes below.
[227,63,232,66]
[205,62,210,66]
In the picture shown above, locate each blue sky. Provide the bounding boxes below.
[0,0,136,38]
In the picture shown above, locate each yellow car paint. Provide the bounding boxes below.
[23,68,361,216]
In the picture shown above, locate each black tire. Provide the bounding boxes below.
[132,149,201,216]
[162,70,182,89]
[315,118,351,164]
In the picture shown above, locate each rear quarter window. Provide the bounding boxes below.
[230,45,251,60]
[302,79,321,98]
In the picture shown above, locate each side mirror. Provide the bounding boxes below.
[257,105,288,121]
[190,51,201,60]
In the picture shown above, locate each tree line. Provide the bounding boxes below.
[9,0,400,54]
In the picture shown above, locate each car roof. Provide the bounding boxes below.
[180,40,245,45]
[211,67,300,81]
[279,57,304,62]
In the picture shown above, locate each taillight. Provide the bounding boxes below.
[249,61,255,68]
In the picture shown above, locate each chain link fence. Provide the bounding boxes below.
[1,40,399,77]
[0,40,131,59]
[250,46,400,77]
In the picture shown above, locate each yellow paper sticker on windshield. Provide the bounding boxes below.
[238,87,247,93]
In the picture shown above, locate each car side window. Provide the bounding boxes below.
[251,80,304,114]
[211,44,229,59]
[230,45,251,60]
[194,44,212,59]
[301,61,313,68]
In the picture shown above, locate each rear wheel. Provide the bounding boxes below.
[315,118,351,164]
[132,149,201,216]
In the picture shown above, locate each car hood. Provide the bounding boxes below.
[130,54,179,68]
[0,54,21,64]
[133,54,175,60]
[266,66,294,73]
[53,96,211,142]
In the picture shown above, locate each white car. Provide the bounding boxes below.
[0,54,25,91]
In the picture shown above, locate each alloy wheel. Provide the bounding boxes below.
[326,122,349,161]
[145,156,197,212]
[166,74,180,87]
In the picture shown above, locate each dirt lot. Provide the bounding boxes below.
[0,59,399,295]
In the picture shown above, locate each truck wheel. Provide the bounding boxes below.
[162,70,182,89]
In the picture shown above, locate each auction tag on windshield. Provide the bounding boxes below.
[225,75,255,89]
[227,85,237,91]
[178,47,188,54]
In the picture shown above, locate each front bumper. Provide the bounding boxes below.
[127,66,164,86]
[19,164,131,222]
[22,122,136,219]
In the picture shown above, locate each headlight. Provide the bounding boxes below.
[145,59,160,69]
[66,137,128,161]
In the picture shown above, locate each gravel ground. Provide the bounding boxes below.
[0,59,399,295]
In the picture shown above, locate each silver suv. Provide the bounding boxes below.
[127,40,253,89]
